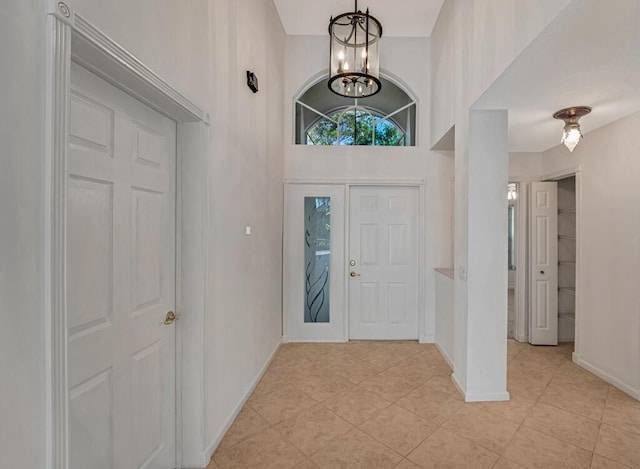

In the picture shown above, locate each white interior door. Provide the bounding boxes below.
[529,181,558,345]
[67,63,176,468]
[348,186,419,340]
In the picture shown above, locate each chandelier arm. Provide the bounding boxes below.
[344,25,356,44]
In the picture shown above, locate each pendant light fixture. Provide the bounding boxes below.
[553,106,592,152]
[328,0,382,98]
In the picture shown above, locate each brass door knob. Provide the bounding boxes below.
[350,271,361,277]
[164,311,178,325]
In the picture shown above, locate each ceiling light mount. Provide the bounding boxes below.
[553,106,591,152]
[328,0,382,98]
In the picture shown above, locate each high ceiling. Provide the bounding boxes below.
[276,1,640,153]
[474,0,640,152]
[272,0,446,37]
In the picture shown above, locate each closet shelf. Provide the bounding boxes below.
[558,208,576,214]
[558,261,576,267]
[558,287,576,295]
[559,311,576,319]
[558,235,576,241]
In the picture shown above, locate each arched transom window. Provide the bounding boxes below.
[295,76,417,146]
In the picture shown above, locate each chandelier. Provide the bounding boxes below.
[328,1,382,98]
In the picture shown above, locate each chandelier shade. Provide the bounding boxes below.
[328,1,382,98]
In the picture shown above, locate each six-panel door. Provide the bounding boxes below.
[67,63,176,468]
[348,186,419,340]
[529,181,559,345]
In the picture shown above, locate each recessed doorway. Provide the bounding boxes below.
[284,183,421,342]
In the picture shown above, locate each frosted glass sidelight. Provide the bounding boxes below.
[304,197,331,323]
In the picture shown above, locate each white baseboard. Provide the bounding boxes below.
[451,372,465,399]
[451,372,510,402]
[419,334,434,344]
[573,353,640,400]
[464,390,510,402]
[434,342,454,370]
[515,333,527,343]
[284,339,348,343]
[193,339,282,468]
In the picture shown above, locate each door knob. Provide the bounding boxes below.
[164,311,178,325]
[540,270,545,274]
[350,271,361,277]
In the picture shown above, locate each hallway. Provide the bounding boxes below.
[209,341,639,468]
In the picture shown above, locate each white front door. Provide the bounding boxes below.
[67,63,176,468]
[348,186,419,340]
[529,181,559,345]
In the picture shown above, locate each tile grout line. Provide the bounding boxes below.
[216,342,634,469]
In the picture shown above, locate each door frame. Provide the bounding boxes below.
[283,179,426,343]
[541,167,583,361]
[507,179,529,343]
[44,5,210,468]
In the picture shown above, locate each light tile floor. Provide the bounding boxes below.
[208,340,640,469]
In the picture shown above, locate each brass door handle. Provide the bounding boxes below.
[350,271,361,277]
[164,311,178,325]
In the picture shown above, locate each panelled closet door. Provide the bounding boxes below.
[67,62,176,469]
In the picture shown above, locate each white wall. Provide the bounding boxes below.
[509,152,542,182]
[431,0,575,401]
[0,0,285,466]
[71,0,211,107]
[435,270,454,366]
[0,2,46,468]
[205,0,285,459]
[541,113,640,397]
[452,110,509,401]
[430,0,573,146]
[284,35,454,342]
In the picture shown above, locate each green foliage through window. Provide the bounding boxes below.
[306,108,404,146]
[295,75,416,146]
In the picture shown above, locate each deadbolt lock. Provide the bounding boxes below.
[350,260,356,266]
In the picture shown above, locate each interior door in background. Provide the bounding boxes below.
[529,181,558,345]
[348,186,419,340]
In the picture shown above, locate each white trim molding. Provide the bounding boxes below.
[452,373,510,402]
[515,182,528,343]
[573,353,640,400]
[541,165,582,183]
[48,1,74,26]
[284,177,426,186]
[434,342,453,368]
[44,9,210,469]
[420,334,435,344]
[70,15,210,125]
[44,7,72,469]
